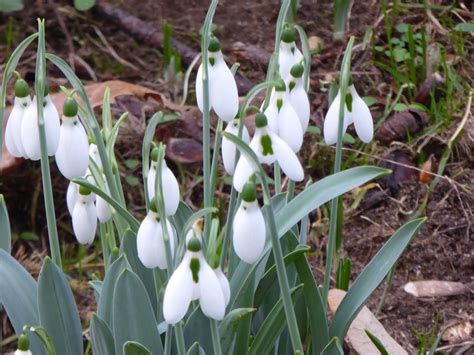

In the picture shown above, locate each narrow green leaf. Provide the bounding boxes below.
[25,325,56,355]
[186,341,206,355]
[113,269,163,355]
[365,329,389,355]
[0,195,11,253]
[97,256,129,328]
[454,22,474,33]
[38,257,83,355]
[91,314,115,355]
[0,0,24,11]
[123,341,152,355]
[248,285,303,355]
[329,218,426,340]
[89,280,102,302]
[0,250,43,354]
[219,308,255,353]
[321,337,344,355]
[183,308,213,354]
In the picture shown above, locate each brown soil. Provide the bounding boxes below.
[1,0,473,353]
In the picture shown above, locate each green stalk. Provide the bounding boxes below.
[99,223,109,270]
[209,119,224,204]
[274,163,282,193]
[35,20,62,268]
[219,186,237,269]
[201,0,220,241]
[321,36,354,308]
[210,319,223,355]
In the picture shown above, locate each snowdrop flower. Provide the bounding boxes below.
[233,181,266,263]
[278,27,303,80]
[67,181,78,216]
[89,143,102,170]
[96,175,112,223]
[21,83,60,160]
[196,36,239,122]
[163,237,226,324]
[5,79,31,158]
[323,84,374,145]
[221,119,250,175]
[72,186,97,245]
[14,333,32,355]
[233,113,304,192]
[55,97,89,179]
[214,267,230,307]
[147,148,180,216]
[287,64,310,132]
[263,79,303,152]
[137,199,177,269]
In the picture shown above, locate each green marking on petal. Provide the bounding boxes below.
[277,99,283,111]
[345,92,353,112]
[190,258,200,283]
[261,134,274,156]
[209,57,215,66]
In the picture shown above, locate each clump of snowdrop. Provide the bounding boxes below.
[287,63,310,132]
[72,186,97,245]
[147,147,180,217]
[163,236,226,324]
[5,78,31,158]
[221,118,250,175]
[196,36,239,122]
[137,198,176,269]
[55,96,89,179]
[21,83,60,160]
[233,180,266,263]
[323,84,374,145]
[278,26,303,80]
[14,333,31,355]
[234,112,304,192]
[263,79,303,152]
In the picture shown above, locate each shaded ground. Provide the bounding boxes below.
[1,0,473,353]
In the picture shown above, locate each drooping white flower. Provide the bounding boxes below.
[5,79,31,158]
[278,27,303,80]
[89,143,102,170]
[96,175,112,223]
[137,204,176,269]
[196,37,239,122]
[263,79,303,152]
[147,148,180,217]
[287,63,310,132]
[72,186,97,245]
[67,181,78,216]
[221,119,250,175]
[214,267,231,307]
[323,84,374,145]
[14,333,32,355]
[233,112,304,192]
[233,181,266,264]
[163,237,226,325]
[55,97,89,179]
[21,85,60,160]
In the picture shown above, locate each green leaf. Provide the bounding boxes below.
[126,175,140,186]
[72,177,140,232]
[25,325,56,355]
[0,195,11,253]
[73,0,95,11]
[362,96,378,107]
[365,329,389,355]
[97,256,129,327]
[184,308,213,354]
[19,231,40,241]
[38,257,83,355]
[186,342,206,355]
[454,22,474,32]
[113,269,163,355]
[321,337,344,355]
[89,280,103,301]
[396,23,409,33]
[124,159,140,169]
[123,341,152,355]
[0,0,23,12]
[219,308,255,353]
[248,285,303,355]
[0,250,43,354]
[393,102,408,112]
[91,314,115,355]
[329,218,426,340]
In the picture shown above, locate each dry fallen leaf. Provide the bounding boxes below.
[328,289,408,355]
[419,155,438,184]
[442,320,472,343]
[403,280,469,298]
[166,138,203,164]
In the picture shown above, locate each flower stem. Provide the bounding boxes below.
[35,19,62,269]
[219,186,237,269]
[210,319,222,355]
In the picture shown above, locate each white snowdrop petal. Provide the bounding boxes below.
[96,196,111,223]
[147,164,156,201]
[5,97,30,158]
[66,182,78,216]
[198,256,226,320]
[195,64,206,113]
[263,100,279,134]
[14,351,32,355]
[89,144,102,170]
[233,201,266,264]
[350,86,374,143]
[278,43,293,80]
[162,165,180,216]
[271,133,304,182]
[214,268,231,307]
[209,56,239,122]
[277,101,303,152]
[55,117,89,179]
[163,254,194,325]
[137,213,161,268]
[72,200,97,245]
[290,86,310,131]
[233,155,256,192]
[155,219,177,270]
[21,97,41,160]
[44,95,60,156]
[221,121,250,176]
